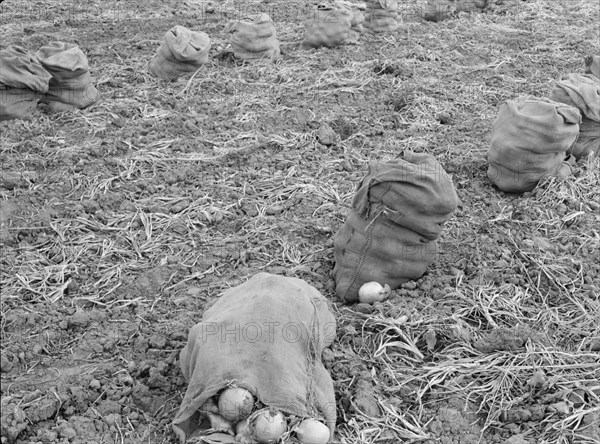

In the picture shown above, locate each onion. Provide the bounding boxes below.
[235,419,253,443]
[358,281,390,304]
[295,418,330,444]
[249,408,287,444]
[206,412,234,434]
[396,314,409,324]
[218,387,255,422]
[236,419,250,436]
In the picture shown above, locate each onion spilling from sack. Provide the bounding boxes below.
[295,418,330,444]
[206,411,234,434]
[248,408,287,443]
[358,281,391,304]
[218,387,255,422]
[235,418,252,442]
[173,273,337,443]
[236,419,250,435]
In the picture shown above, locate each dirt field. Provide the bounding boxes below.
[1,0,599,443]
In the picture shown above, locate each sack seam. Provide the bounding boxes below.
[345,211,376,299]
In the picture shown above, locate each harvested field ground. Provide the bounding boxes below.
[1,0,599,443]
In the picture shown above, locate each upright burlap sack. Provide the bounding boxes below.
[226,13,280,61]
[585,55,600,79]
[363,0,398,32]
[458,0,488,11]
[549,73,600,160]
[302,6,354,49]
[333,153,458,303]
[342,9,365,44]
[341,7,366,44]
[148,25,211,80]
[487,97,581,193]
[173,273,337,443]
[422,0,487,22]
[0,46,51,120]
[349,8,365,34]
[36,42,99,112]
[422,0,456,22]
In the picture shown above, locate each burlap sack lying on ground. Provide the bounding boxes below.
[302,6,354,49]
[585,55,600,79]
[226,13,280,61]
[173,273,336,443]
[333,153,458,303]
[422,0,487,22]
[0,46,51,120]
[549,73,600,160]
[149,25,211,80]
[36,42,99,112]
[487,97,580,193]
[363,0,398,32]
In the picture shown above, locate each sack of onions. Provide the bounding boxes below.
[333,153,458,302]
[301,5,354,49]
[172,273,337,443]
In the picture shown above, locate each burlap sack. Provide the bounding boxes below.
[363,16,398,32]
[585,55,600,79]
[302,6,354,49]
[0,46,51,92]
[350,8,365,31]
[226,13,280,61]
[549,73,600,160]
[422,0,456,22]
[487,97,581,193]
[422,0,487,22]
[333,153,458,303]
[0,85,39,121]
[0,46,51,120]
[363,0,398,32]
[149,25,211,80]
[173,273,337,443]
[458,0,488,11]
[343,9,365,44]
[36,42,99,112]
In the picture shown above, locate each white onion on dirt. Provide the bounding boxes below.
[218,387,255,422]
[249,408,287,444]
[358,281,391,304]
[295,418,330,444]
[396,314,409,324]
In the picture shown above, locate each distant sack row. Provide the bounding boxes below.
[148,7,369,81]
[148,0,485,82]
[148,0,490,82]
